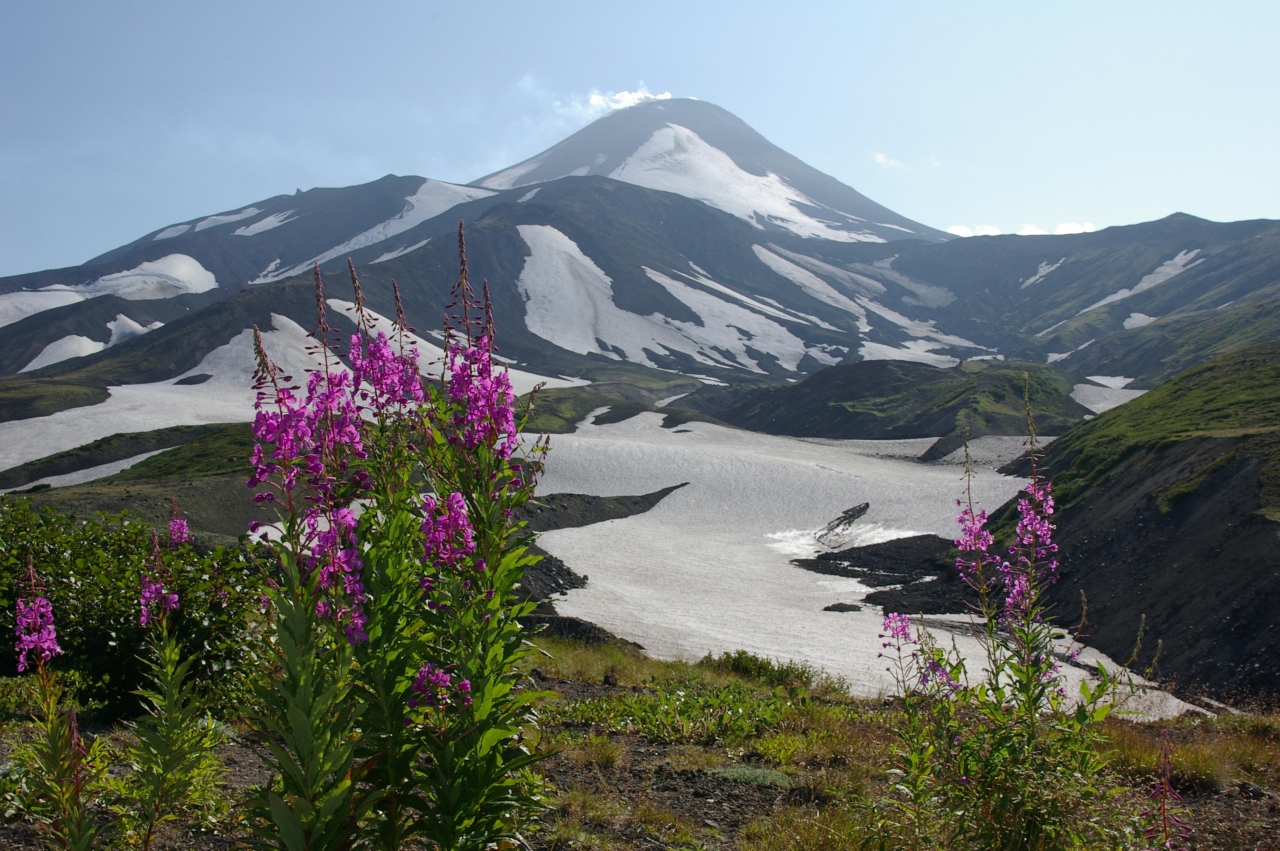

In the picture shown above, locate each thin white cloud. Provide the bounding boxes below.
[588,88,673,112]
[544,82,673,124]
[1017,224,1048,235]
[873,152,905,170]
[1055,222,1096,235]
[947,225,1002,238]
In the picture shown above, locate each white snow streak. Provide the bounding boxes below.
[1080,250,1205,314]
[0,315,323,473]
[1047,339,1095,363]
[1123,312,1157,329]
[1086,375,1134,389]
[107,314,163,346]
[0,449,171,493]
[514,224,819,373]
[258,180,495,282]
[371,240,430,264]
[234,210,296,236]
[195,207,262,231]
[858,340,959,368]
[60,254,219,300]
[153,224,191,240]
[752,245,871,331]
[1021,258,1065,289]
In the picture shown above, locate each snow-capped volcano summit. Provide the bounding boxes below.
[474,98,949,244]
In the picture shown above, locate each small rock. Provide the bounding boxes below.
[1235,781,1270,800]
[703,819,719,829]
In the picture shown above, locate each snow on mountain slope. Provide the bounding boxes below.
[19,335,107,372]
[195,207,262,231]
[0,314,322,472]
[611,124,885,242]
[234,210,296,236]
[515,224,828,372]
[0,255,215,329]
[16,312,167,373]
[1079,249,1205,314]
[0,291,87,328]
[72,254,218,299]
[107,313,164,345]
[752,245,871,329]
[1071,382,1146,413]
[259,179,495,282]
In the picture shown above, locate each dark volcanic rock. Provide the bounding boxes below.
[793,534,974,614]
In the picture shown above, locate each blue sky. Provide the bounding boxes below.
[2,1,1277,276]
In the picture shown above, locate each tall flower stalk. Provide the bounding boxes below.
[874,379,1126,850]
[248,228,549,851]
[12,561,108,851]
[110,540,224,851]
[246,265,374,851]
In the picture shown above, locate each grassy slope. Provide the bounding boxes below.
[1031,338,1280,512]
[684,359,1090,441]
[1002,338,1280,695]
[0,423,243,489]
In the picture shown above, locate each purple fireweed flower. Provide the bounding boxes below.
[421,492,476,576]
[954,504,994,585]
[880,612,914,648]
[168,499,192,548]
[407,662,473,711]
[445,336,516,458]
[15,592,61,673]
[919,657,960,693]
[348,331,423,415]
[248,320,370,645]
[139,575,179,626]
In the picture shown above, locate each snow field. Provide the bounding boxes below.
[535,413,1189,717]
[0,314,323,473]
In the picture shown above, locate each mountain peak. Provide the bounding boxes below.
[473,98,948,243]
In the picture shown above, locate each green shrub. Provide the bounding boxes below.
[0,498,269,718]
[698,649,818,690]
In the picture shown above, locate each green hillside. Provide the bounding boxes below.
[678,359,1091,442]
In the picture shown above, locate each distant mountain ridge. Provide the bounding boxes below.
[2,97,1280,459]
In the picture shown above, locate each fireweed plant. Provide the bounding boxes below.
[109,536,225,851]
[11,561,109,851]
[872,405,1134,850]
[247,229,549,851]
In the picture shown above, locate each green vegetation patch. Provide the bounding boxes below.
[1035,338,1280,510]
[106,422,254,481]
[0,423,241,489]
[695,358,1090,440]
